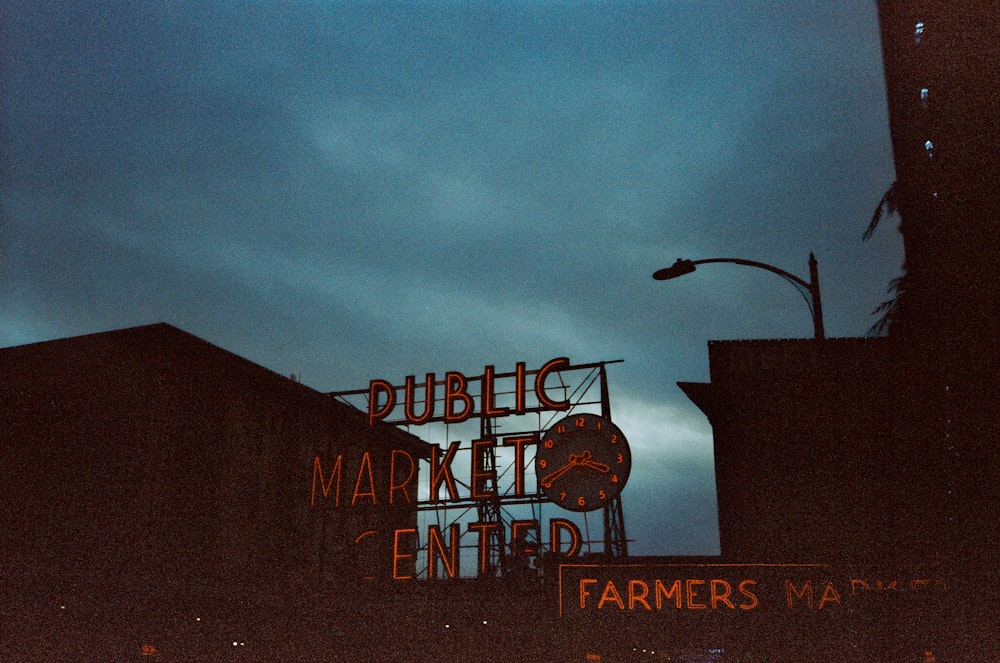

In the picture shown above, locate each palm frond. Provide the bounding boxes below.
[863,182,898,241]
[867,274,908,337]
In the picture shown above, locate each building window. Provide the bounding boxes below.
[920,87,929,109]
[915,21,925,44]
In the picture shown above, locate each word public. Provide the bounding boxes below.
[367,358,570,426]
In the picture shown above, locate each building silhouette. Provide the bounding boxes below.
[675,3,999,658]
[875,0,1000,347]
[875,0,999,588]
[0,323,430,659]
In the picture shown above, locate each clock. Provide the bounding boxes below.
[535,413,631,512]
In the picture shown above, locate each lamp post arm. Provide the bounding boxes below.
[688,258,811,290]
[687,254,825,339]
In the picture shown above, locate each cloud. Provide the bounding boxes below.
[2,1,899,557]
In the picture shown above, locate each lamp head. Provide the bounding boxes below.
[652,259,697,281]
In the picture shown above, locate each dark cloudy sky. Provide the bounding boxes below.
[2,1,900,556]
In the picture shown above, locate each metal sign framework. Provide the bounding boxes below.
[330,359,628,578]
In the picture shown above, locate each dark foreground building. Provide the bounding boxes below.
[680,336,997,660]
[875,0,1000,346]
[0,324,659,662]
[668,3,999,658]
[0,323,433,660]
[2,319,992,662]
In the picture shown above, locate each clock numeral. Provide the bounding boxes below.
[539,458,547,469]
[616,453,624,464]
[575,417,585,428]
[611,474,619,483]
[559,492,566,502]
[596,420,602,430]
[544,438,554,449]
[577,496,586,508]
[557,424,566,434]
[611,434,618,444]
[599,489,607,500]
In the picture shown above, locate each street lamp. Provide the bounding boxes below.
[652,253,826,339]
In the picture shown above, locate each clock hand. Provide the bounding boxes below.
[579,459,610,473]
[540,452,589,488]
[573,450,610,473]
[540,460,578,488]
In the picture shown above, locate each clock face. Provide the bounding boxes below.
[535,413,631,512]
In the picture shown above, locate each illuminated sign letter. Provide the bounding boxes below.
[468,521,500,576]
[629,580,652,610]
[710,579,735,609]
[369,379,396,426]
[443,372,474,423]
[427,524,461,579]
[514,361,527,414]
[685,579,707,609]
[738,580,759,610]
[786,580,814,609]
[598,581,625,609]
[654,580,682,609]
[430,441,461,501]
[352,451,377,505]
[502,434,536,497]
[404,373,435,424]
[817,581,842,610]
[471,438,498,499]
[549,518,581,557]
[510,519,539,559]
[311,455,344,507]
[579,578,598,609]
[535,357,570,410]
[389,449,416,505]
[481,365,509,418]
[393,528,418,580]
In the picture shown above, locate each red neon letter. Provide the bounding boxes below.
[393,528,417,580]
[598,581,625,609]
[404,373,435,424]
[427,524,461,579]
[389,449,416,505]
[786,580,814,609]
[817,581,842,610]
[655,580,682,608]
[629,580,652,610]
[311,455,344,507]
[471,438,497,499]
[443,372,474,423]
[502,434,536,497]
[514,361,527,414]
[738,580,759,610]
[481,365,509,418]
[535,358,570,410]
[686,579,707,609]
[369,379,396,426]
[511,519,539,559]
[579,578,598,609]
[549,518,582,557]
[710,579,735,609]
[430,441,461,501]
[352,451,377,505]
[468,521,500,576]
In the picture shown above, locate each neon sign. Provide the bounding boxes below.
[309,437,590,579]
[366,357,571,426]
[322,357,627,580]
[558,564,950,618]
[391,518,583,579]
